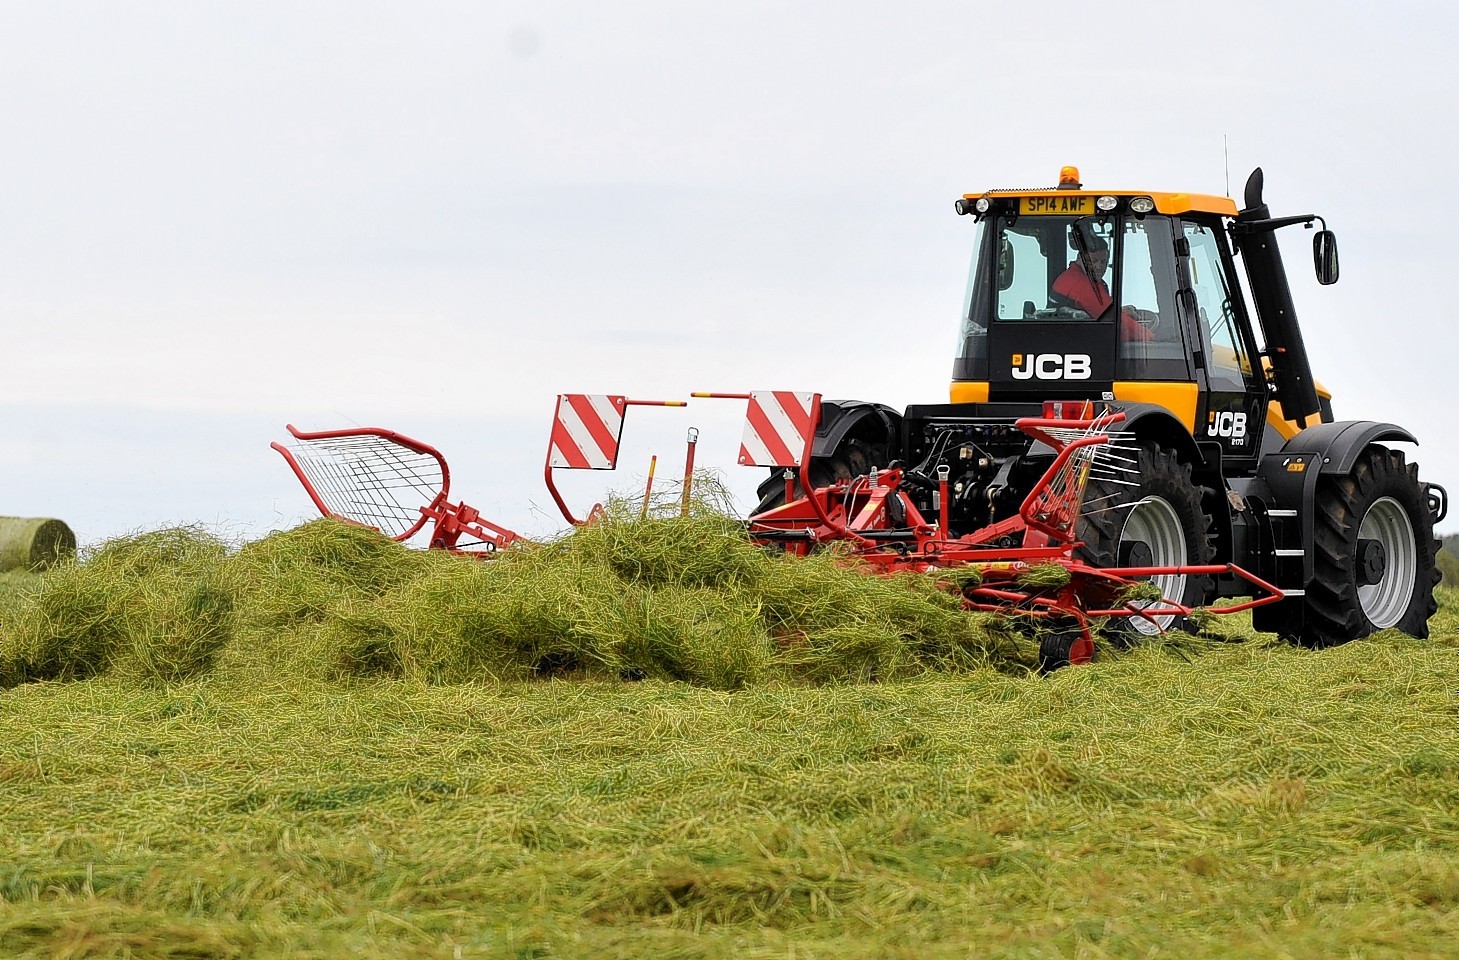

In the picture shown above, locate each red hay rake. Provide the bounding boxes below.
[730,398,1284,664]
[271,424,521,554]
[275,389,1286,664]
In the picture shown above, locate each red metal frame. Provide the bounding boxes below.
[273,423,522,555]
[723,396,1287,663]
[273,424,451,542]
[543,397,688,525]
[275,389,1291,666]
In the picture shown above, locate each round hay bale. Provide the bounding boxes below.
[0,516,77,572]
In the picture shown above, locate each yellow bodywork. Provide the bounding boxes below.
[963,187,1238,218]
[949,381,1198,430]
[1109,382,1200,431]
[1266,388,1332,440]
[949,378,1330,441]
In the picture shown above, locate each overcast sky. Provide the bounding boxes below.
[2,0,1456,546]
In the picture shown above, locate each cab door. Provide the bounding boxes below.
[1179,219,1265,469]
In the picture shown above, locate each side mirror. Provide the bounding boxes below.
[1313,229,1339,285]
[997,237,1016,291]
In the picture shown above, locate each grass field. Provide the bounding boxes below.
[1,522,1457,958]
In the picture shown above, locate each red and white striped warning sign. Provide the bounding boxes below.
[738,391,818,467]
[549,394,627,470]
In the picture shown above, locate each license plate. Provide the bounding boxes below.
[1019,195,1095,216]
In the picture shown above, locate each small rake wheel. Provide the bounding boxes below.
[1038,620,1079,673]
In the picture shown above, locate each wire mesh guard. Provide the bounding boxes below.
[274,430,447,542]
[1021,419,1140,543]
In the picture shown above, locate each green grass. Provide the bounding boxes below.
[0,516,1035,689]
[0,522,1457,958]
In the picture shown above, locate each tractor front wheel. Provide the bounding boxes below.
[1302,446,1439,647]
[1075,442,1214,635]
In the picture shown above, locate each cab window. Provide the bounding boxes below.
[1183,222,1254,390]
[992,216,1115,321]
[953,216,990,379]
[1116,216,1189,380]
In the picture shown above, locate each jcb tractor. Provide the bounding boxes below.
[754,166,1445,647]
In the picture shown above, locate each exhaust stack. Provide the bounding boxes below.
[1230,168,1323,423]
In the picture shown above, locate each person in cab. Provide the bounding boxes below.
[1051,235,1155,342]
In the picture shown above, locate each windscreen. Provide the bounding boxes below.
[999,215,1116,320]
[954,213,1115,379]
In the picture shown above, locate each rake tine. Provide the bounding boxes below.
[1080,502,1144,517]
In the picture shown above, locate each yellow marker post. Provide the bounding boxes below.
[641,455,658,519]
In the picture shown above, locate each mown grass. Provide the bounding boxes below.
[0,520,1456,958]
[0,513,1036,689]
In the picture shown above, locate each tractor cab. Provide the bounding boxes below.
[950,166,1332,470]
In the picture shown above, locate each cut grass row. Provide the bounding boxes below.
[0,513,1041,689]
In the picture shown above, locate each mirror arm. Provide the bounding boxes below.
[1230,213,1319,235]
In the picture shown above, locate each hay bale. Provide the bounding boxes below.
[0,517,76,573]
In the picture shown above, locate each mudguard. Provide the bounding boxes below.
[1110,402,1207,468]
[1253,420,1417,626]
[1279,420,1418,476]
[810,400,903,460]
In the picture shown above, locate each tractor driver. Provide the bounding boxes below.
[1051,236,1155,342]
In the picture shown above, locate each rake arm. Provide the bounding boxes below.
[273,423,521,555]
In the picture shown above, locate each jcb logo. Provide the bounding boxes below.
[1010,353,1093,381]
[1206,411,1248,439]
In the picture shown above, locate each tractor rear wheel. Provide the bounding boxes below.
[1075,442,1214,635]
[751,439,884,514]
[1301,446,1439,647]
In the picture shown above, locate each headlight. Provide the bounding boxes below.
[1095,195,1118,212]
[1129,196,1156,214]
[975,197,991,214]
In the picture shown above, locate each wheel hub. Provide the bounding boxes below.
[1356,537,1387,587]
[1119,540,1155,568]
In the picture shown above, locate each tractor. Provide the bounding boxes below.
[749,166,1445,650]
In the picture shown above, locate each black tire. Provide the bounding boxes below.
[1074,442,1215,635]
[752,439,884,514]
[1302,446,1439,647]
[1038,619,1086,673]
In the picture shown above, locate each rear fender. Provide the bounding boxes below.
[1114,402,1207,469]
[1256,420,1418,587]
[810,400,903,460]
